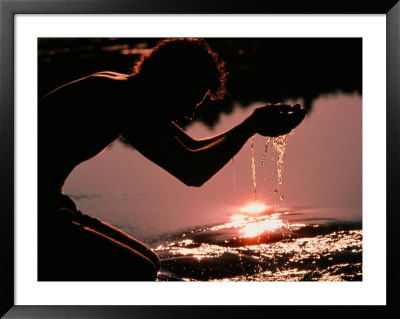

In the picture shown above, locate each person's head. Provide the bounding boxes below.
[132,38,227,121]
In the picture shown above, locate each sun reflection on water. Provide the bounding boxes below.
[240,203,268,214]
[209,210,285,238]
[231,213,285,238]
[211,202,285,238]
[153,207,362,282]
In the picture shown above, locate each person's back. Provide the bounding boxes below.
[38,73,163,281]
[39,74,128,196]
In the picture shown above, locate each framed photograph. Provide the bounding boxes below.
[1,0,399,318]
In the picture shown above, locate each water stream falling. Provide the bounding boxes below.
[231,157,238,206]
[271,130,294,193]
[247,131,294,210]
[261,137,271,167]
[250,136,258,201]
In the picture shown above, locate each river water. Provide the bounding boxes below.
[151,208,362,281]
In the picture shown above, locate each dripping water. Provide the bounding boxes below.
[250,135,257,201]
[263,130,294,207]
[231,157,238,206]
[271,130,294,190]
[233,131,294,208]
[261,137,271,167]
[261,137,271,187]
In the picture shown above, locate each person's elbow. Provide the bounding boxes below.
[186,179,206,187]
[180,174,208,187]
[170,156,212,187]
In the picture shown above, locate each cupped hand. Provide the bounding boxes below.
[249,104,306,137]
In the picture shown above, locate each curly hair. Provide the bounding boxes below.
[132,38,227,101]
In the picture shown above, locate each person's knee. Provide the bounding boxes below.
[148,250,161,272]
[128,254,159,281]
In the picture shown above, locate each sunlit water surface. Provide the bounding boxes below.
[148,208,362,282]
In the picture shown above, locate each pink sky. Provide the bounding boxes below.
[64,93,362,238]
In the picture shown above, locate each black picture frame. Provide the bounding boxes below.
[1,0,399,318]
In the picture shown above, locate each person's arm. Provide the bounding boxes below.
[121,104,305,187]
[170,104,305,150]
[168,121,237,150]
[121,116,254,187]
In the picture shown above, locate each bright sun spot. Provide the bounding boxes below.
[239,218,285,237]
[209,203,285,238]
[240,203,268,214]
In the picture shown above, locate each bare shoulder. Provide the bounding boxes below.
[39,72,132,130]
[91,71,131,81]
[40,72,131,104]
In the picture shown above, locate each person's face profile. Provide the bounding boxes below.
[157,76,208,121]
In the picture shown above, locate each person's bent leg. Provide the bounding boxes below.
[39,220,158,281]
[55,195,161,271]
[74,211,161,271]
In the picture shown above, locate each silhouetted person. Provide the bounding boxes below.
[38,38,306,281]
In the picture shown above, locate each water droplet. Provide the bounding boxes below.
[261,137,271,166]
[231,157,238,206]
[250,136,257,201]
[264,130,294,207]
